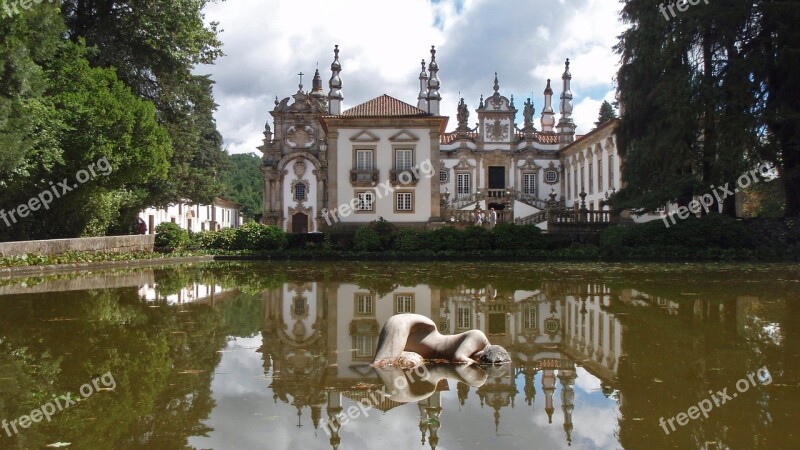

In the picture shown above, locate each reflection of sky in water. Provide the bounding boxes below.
[190,337,619,450]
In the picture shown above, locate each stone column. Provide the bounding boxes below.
[429,129,442,220]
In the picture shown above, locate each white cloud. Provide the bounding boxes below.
[198,0,623,154]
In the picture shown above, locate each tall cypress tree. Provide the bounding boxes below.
[614,0,799,217]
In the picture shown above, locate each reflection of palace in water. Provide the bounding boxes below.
[258,281,624,449]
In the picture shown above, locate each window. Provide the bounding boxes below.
[598,158,604,192]
[354,335,375,358]
[395,149,413,171]
[599,314,605,347]
[609,153,615,188]
[356,191,374,211]
[355,294,373,316]
[439,169,449,184]
[356,149,374,170]
[395,294,413,313]
[566,171,571,199]
[588,162,594,194]
[580,166,585,193]
[456,173,471,197]
[457,306,471,329]
[523,173,537,195]
[574,167,579,197]
[396,192,413,212]
[523,306,537,330]
[293,183,306,202]
[545,169,559,184]
[609,319,615,350]
[293,297,306,316]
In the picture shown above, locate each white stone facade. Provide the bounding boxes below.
[138,197,242,234]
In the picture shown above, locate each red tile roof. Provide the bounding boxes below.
[341,94,430,118]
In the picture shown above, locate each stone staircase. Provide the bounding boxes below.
[515,209,548,225]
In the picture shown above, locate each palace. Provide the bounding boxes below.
[259,45,659,233]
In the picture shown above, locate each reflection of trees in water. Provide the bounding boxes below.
[612,289,798,450]
[0,288,226,449]
[116,301,226,449]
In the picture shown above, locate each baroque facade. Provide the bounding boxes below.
[259,45,654,232]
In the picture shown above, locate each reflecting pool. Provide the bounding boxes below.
[0,262,798,449]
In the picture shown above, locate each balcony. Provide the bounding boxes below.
[486,189,508,199]
[350,169,379,187]
[389,169,421,186]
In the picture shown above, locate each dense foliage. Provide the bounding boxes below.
[220,153,263,220]
[154,222,288,253]
[614,0,800,217]
[0,1,225,242]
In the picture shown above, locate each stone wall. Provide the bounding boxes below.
[0,270,156,295]
[0,235,155,257]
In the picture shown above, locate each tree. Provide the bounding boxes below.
[595,100,617,127]
[61,0,227,207]
[613,0,800,217]
[0,7,172,241]
[221,153,263,220]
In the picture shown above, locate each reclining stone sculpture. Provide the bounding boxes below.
[372,313,510,368]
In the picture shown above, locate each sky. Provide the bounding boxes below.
[197,0,626,155]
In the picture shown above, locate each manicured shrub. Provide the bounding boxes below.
[492,223,544,250]
[516,224,546,250]
[155,222,190,253]
[393,228,423,253]
[423,226,464,252]
[212,227,237,250]
[234,222,287,250]
[600,214,759,258]
[368,220,397,250]
[464,226,493,250]
[353,226,382,252]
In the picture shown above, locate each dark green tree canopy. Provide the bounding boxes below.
[0,1,227,241]
[595,100,617,127]
[613,0,800,217]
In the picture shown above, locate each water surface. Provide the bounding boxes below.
[0,262,798,450]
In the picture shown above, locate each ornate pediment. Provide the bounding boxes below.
[518,157,540,171]
[453,156,476,170]
[349,130,380,142]
[487,92,512,111]
[389,130,420,142]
